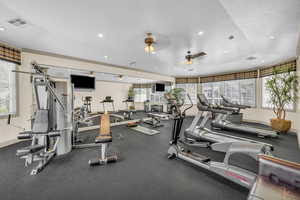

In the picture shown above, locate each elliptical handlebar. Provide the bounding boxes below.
[182,94,193,116]
[165,93,193,117]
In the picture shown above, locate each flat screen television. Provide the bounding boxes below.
[70,74,95,90]
[155,83,165,92]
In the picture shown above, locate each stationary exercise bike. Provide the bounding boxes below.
[166,93,272,189]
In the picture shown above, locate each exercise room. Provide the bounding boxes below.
[0,1,300,200]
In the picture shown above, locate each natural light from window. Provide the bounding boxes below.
[0,59,17,116]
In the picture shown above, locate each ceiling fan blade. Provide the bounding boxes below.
[191,52,207,58]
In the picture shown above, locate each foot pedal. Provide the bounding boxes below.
[182,151,210,163]
[16,144,45,156]
[182,139,210,148]
[17,135,32,140]
[168,154,176,159]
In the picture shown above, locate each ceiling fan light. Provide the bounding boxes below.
[186,59,193,65]
[144,44,154,53]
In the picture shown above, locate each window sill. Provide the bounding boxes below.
[0,113,17,119]
[260,107,296,113]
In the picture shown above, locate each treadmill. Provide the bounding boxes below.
[184,94,273,153]
[197,95,278,138]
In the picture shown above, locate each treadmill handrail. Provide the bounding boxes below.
[197,94,231,114]
[221,95,251,109]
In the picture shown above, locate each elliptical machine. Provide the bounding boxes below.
[166,93,272,189]
[82,96,92,113]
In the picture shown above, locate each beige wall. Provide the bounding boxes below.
[0,51,174,147]
[0,53,32,147]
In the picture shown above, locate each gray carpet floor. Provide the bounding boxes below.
[0,115,299,200]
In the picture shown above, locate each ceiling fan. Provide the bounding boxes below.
[144,33,156,53]
[185,51,206,65]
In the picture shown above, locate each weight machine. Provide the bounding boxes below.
[9,62,72,175]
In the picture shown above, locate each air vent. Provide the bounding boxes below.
[228,35,234,40]
[8,18,27,27]
[247,56,257,60]
[129,61,136,66]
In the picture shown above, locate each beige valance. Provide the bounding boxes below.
[0,43,21,64]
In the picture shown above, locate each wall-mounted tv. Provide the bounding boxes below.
[155,83,165,92]
[70,74,95,90]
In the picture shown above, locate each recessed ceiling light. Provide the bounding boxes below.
[197,31,204,36]
[247,56,257,60]
[0,26,5,31]
[223,50,229,54]
[269,35,275,40]
[104,56,108,59]
[98,33,104,38]
[261,60,265,63]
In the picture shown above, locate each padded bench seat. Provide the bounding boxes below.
[95,135,112,143]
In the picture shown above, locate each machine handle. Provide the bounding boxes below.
[7,114,11,125]
[182,94,193,115]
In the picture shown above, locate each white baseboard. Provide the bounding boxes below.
[243,119,298,133]
[0,138,20,148]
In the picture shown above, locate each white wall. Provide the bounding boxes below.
[74,81,131,112]
[0,51,174,147]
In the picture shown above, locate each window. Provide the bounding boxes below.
[176,83,197,104]
[134,88,151,102]
[202,79,256,107]
[262,73,294,110]
[134,85,171,103]
[0,60,16,116]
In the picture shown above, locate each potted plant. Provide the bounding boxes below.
[127,87,135,110]
[165,88,185,103]
[165,88,185,114]
[127,87,135,101]
[266,69,298,132]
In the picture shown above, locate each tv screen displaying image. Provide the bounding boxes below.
[70,74,95,90]
[155,83,165,92]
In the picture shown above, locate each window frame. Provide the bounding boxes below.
[0,60,17,117]
[201,78,257,108]
[175,83,198,105]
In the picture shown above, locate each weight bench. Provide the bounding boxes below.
[89,112,118,166]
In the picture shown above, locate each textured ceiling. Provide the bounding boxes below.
[0,0,299,76]
[45,65,158,84]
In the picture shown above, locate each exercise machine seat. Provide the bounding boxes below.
[95,135,112,143]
